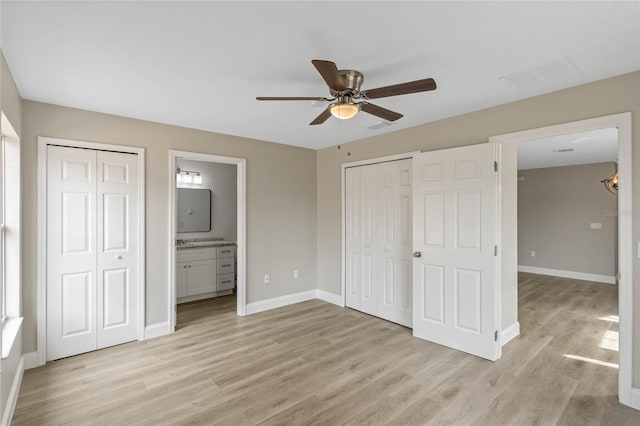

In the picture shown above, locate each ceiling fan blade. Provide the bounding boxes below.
[256,96,330,101]
[361,103,403,121]
[363,78,436,99]
[310,108,332,125]
[311,60,346,92]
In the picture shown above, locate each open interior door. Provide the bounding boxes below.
[412,143,501,361]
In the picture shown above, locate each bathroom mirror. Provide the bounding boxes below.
[177,188,212,232]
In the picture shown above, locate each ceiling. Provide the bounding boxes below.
[517,128,618,170]
[2,1,639,150]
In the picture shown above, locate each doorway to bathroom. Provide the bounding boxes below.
[168,151,247,330]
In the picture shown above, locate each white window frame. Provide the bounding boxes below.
[1,111,22,360]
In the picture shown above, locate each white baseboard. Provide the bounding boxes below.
[144,321,170,340]
[1,356,24,426]
[315,289,344,307]
[518,265,616,284]
[501,321,520,346]
[246,290,317,315]
[22,351,39,370]
[630,388,640,410]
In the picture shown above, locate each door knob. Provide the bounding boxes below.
[116,255,122,260]
[413,251,422,258]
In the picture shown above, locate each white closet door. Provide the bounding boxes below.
[47,146,139,361]
[96,151,138,349]
[358,164,378,315]
[412,143,500,361]
[377,159,413,327]
[345,167,361,309]
[47,146,98,360]
[345,159,412,326]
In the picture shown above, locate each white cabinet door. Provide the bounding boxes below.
[186,259,217,295]
[96,151,139,349]
[377,159,413,327]
[177,262,188,298]
[412,143,500,361]
[47,146,139,361]
[47,146,98,360]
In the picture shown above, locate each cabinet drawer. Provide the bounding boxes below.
[217,258,235,275]
[177,247,216,262]
[216,246,235,258]
[217,273,235,291]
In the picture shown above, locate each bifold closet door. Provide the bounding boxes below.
[47,146,98,360]
[47,145,138,361]
[345,159,412,327]
[377,160,412,327]
[96,150,139,349]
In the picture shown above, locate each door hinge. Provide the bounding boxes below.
[494,245,498,256]
[494,161,498,172]
[495,330,498,341]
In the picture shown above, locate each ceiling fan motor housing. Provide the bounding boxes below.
[332,70,364,97]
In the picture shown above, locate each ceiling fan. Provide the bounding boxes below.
[257,59,437,125]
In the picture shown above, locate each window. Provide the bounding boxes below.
[0,113,20,327]
[1,134,6,324]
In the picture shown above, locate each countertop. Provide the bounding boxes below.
[176,238,236,249]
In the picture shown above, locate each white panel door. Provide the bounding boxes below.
[345,167,361,309]
[96,151,139,349]
[412,143,500,361]
[47,146,98,360]
[358,164,378,315]
[377,160,413,327]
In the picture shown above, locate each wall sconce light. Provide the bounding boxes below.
[176,168,202,185]
[601,171,619,195]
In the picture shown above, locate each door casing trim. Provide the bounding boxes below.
[489,112,633,408]
[168,150,247,329]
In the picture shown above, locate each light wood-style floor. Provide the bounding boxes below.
[13,274,640,425]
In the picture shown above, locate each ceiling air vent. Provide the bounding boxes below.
[499,57,582,90]
[366,121,394,131]
[553,148,575,153]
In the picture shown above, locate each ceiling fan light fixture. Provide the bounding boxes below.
[601,171,619,195]
[329,103,359,120]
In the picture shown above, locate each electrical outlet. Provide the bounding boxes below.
[531,250,536,257]
[293,270,299,279]
[264,274,270,284]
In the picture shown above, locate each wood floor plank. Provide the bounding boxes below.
[13,275,640,425]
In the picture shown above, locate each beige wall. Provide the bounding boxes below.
[518,162,618,277]
[21,100,317,353]
[1,52,21,138]
[316,71,640,384]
